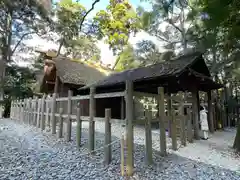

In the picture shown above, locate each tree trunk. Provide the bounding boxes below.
[233,123,240,152]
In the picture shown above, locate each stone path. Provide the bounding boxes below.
[0,119,239,180]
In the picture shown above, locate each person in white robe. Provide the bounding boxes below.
[199,105,209,140]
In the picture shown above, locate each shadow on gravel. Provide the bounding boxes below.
[43,126,240,180]
[0,120,239,180]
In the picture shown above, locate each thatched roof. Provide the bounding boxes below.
[80,52,222,94]
[53,56,110,85]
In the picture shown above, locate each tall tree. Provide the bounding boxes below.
[138,0,194,53]
[54,0,141,63]
[67,36,101,62]
[0,0,51,100]
[2,64,35,117]
[186,0,240,152]
[0,0,50,62]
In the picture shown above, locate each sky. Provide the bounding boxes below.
[23,0,159,67]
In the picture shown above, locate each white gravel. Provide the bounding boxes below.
[0,118,239,180]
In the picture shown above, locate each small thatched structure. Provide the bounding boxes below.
[35,50,112,96]
[78,52,223,119]
[80,52,222,94]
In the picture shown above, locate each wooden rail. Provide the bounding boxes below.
[10,85,199,177]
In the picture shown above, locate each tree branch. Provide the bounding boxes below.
[11,31,38,55]
[56,0,101,56]
[79,0,100,31]
[167,19,183,33]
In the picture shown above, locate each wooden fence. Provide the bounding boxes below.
[10,85,195,176]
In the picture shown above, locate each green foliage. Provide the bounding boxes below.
[0,0,51,62]
[135,40,163,66]
[1,64,35,117]
[94,0,141,54]
[3,65,35,98]
[67,36,101,62]
[115,44,138,71]
[137,0,192,52]
[55,0,86,50]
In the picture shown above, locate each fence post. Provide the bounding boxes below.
[58,108,64,138]
[51,93,57,134]
[89,87,96,151]
[207,90,214,133]
[23,99,26,123]
[29,98,33,125]
[120,135,125,177]
[37,99,41,128]
[125,80,134,176]
[10,100,13,119]
[145,110,153,165]
[16,100,19,121]
[19,100,22,121]
[46,108,50,131]
[40,94,46,131]
[14,100,17,120]
[11,100,13,119]
[33,97,38,126]
[171,109,177,151]
[45,98,49,130]
[76,102,82,147]
[192,89,200,140]
[187,108,193,143]
[104,108,112,164]
[167,93,172,138]
[179,92,186,147]
[13,100,16,120]
[25,99,28,123]
[26,99,29,124]
[158,87,167,156]
[66,90,73,142]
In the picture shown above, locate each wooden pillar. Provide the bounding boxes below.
[10,101,12,119]
[40,94,46,131]
[145,110,153,165]
[158,87,167,156]
[76,102,82,147]
[37,99,41,128]
[171,108,177,151]
[20,100,24,123]
[66,90,73,141]
[104,108,112,164]
[23,99,27,123]
[33,97,38,126]
[187,108,193,143]
[207,90,214,133]
[11,100,14,119]
[179,92,186,146]
[167,93,172,137]
[58,108,64,138]
[89,87,96,151]
[30,99,34,124]
[28,98,32,124]
[192,89,200,140]
[51,93,57,134]
[45,108,50,131]
[125,80,134,176]
[14,100,17,120]
[15,100,18,121]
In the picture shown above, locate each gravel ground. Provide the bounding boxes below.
[0,118,239,180]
